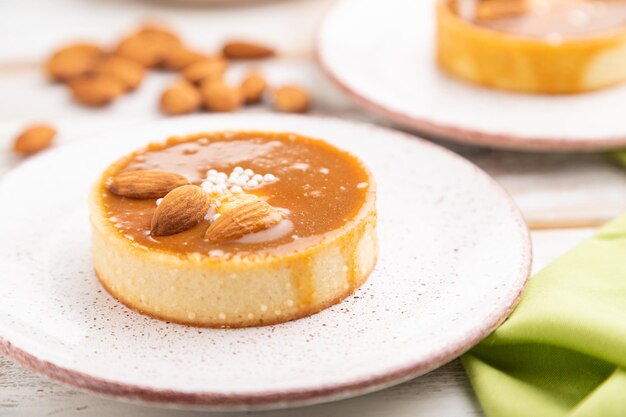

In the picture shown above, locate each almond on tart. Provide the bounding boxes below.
[89,131,377,328]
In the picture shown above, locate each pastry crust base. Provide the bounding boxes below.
[436,0,626,94]
[89,149,377,328]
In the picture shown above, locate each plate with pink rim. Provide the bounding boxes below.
[316,0,626,152]
[0,114,531,410]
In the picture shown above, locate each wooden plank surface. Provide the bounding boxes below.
[0,0,621,415]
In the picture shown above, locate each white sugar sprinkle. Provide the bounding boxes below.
[200,167,278,196]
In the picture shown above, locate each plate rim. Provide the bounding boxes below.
[0,114,532,410]
[314,0,626,153]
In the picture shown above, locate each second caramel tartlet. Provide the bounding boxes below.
[437,0,626,93]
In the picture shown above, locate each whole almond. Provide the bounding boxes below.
[13,124,57,155]
[159,81,202,115]
[240,72,267,104]
[182,57,228,85]
[108,170,190,198]
[205,194,283,242]
[273,85,311,113]
[68,74,126,107]
[93,56,145,91]
[222,40,275,59]
[162,46,207,71]
[201,79,242,112]
[45,43,103,82]
[115,24,182,68]
[151,185,211,236]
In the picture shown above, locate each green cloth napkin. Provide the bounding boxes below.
[463,212,626,417]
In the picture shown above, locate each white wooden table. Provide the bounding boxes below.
[0,0,623,415]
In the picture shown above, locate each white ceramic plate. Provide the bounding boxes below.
[0,114,530,410]
[317,0,626,152]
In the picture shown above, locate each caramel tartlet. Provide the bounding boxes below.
[89,131,377,327]
[437,0,626,93]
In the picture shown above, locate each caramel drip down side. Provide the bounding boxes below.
[290,255,315,307]
[341,237,358,291]
[341,219,369,291]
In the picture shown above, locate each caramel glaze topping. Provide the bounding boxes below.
[101,131,372,258]
[458,0,626,39]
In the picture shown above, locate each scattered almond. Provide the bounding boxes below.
[222,40,275,59]
[13,124,57,155]
[205,194,283,243]
[43,25,315,116]
[162,46,207,71]
[151,185,211,236]
[68,74,126,107]
[115,24,183,68]
[273,85,310,113]
[108,170,190,198]
[159,81,202,115]
[182,57,228,85]
[240,72,267,104]
[92,56,145,91]
[201,79,242,112]
[45,43,103,82]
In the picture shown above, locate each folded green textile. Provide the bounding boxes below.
[463,213,626,417]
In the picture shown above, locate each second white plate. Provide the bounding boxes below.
[317,0,626,152]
